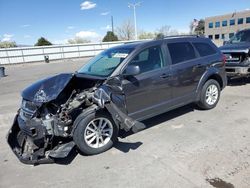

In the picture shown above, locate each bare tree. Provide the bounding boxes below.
[138,30,155,39]
[155,25,179,38]
[116,20,135,41]
[0,41,17,48]
[157,25,171,36]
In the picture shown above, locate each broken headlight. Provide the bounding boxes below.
[19,99,37,121]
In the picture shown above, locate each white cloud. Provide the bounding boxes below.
[80,1,96,10]
[100,11,110,16]
[1,34,14,42]
[76,31,99,39]
[53,30,101,44]
[21,24,30,28]
[100,25,112,31]
[67,26,75,30]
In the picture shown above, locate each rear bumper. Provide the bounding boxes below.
[7,114,75,165]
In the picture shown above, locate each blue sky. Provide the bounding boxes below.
[0,0,249,45]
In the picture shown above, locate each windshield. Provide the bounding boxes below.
[230,30,250,43]
[78,47,134,77]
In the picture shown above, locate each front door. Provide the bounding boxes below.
[122,44,172,120]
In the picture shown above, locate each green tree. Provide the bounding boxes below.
[0,41,17,48]
[35,37,52,46]
[102,31,118,42]
[195,19,205,35]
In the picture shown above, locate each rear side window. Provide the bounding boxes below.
[167,42,196,65]
[193,42,217,57]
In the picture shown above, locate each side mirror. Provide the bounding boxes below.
[123,65,140,76]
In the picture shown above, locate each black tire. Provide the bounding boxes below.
[73,111,118,155]
[197,79,221,110]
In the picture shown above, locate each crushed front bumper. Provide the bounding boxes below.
[226,66,250,77]
[225,59,250,78]
[7,115,75,165]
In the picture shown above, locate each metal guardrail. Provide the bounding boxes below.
[0,40,140,65]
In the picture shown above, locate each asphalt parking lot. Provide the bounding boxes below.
[0,59,250,188]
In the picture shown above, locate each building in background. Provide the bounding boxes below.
[205,10,250,46]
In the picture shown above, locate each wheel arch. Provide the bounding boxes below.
[71,105,99,136]
[70,105,118,136]
[195,69,223,101]
[205,74,223,89]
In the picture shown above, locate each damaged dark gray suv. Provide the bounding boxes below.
[7,36,227,164]
[220,29,250,78]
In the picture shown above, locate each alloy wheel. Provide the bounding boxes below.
[84,118,113,149]
[205,84,219,105]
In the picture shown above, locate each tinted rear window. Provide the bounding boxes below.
[193,42,217,57]
[167,42,196,64]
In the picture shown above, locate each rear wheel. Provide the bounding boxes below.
[197,79,221,110]
[73,111,118,155]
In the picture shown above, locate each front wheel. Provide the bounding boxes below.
[73,111,118,155]
[197,79,221,110]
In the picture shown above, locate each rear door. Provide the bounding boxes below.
[166,39,207,104]
[122,43,172,120]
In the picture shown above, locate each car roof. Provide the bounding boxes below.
[111,36,209,50]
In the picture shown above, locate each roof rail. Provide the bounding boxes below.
[155,34,205,40]
[164,34,201,38]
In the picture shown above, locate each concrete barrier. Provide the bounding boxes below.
[0,40,144,65]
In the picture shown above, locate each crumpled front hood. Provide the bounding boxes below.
[22,73,74,104]
[219,42,250,53]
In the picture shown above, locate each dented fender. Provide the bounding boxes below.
[92,85,145,132]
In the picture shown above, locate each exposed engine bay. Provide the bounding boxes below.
[20,87,95,137]
[224,51,250,64]
[7,73,144,165]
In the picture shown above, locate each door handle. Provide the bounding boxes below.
[160,73,170,79]
[193,64,203,69]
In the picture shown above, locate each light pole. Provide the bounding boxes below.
[128,2,141,40]
[111,16,114,33]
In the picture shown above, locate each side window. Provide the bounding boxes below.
[137,49,149,62]
[193,42,217,57]
[167,42,196,65]
[129,45,164,74]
